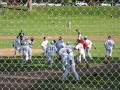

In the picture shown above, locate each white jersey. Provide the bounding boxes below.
[13,38,21,47]
[75,43,84,53]
[23,39,32,47]
[46,44,57,55]
[104,39,115,50]
[85,39,92,49]
[78,33,82,40]
[41,40,48,49]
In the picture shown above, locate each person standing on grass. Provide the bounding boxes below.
[84,36,96,60]
[13,36,21,57]
[41,37,49,56]
[76,29,84,44]
[104,35,115,60]
[75,42,87,63]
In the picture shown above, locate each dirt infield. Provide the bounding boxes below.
[0,35,120,41]
[0,48,41,56]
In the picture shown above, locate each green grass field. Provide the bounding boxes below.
[0,6,120,36]
[0,6,120,56]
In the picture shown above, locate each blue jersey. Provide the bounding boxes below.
[13,38,21,47]
[56,40,65,51]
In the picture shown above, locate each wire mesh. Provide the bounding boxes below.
[0,0,120,89]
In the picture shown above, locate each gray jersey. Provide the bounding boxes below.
[46,44,57,55]
[104,39,114,50]
[67,52,75,65]
[13,38,21,48]
[23,39,32,47]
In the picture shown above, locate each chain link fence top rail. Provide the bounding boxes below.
[0,0,120,90]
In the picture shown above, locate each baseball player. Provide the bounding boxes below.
[53,40,57,46]
[104,36,115,60]
[13,36,21,56]
[56,36,65,52]
[75,42,86,63]
[18,30,25,45]
[75,42,89,68]
[84,36,96,60]
[20,37,34,63]
[59,45,68,72]
[62,49,79,80]
[41,37,49,56]
[65,42,74,51]
[76,29,83,44]
[46,41,57,65]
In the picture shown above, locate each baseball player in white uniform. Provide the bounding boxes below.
[62,49,79,80]
[41,37,49,56]
[46,41,57,65]
[104,36,115,60]
[84,36,95,60]
[20,37,34,63]
[76,29,83,43]
[13,36,21,56]
[75,43,86,63]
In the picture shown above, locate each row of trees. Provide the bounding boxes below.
[2,0,120,4]
[32,0,120,3]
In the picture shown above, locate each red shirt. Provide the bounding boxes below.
[78,38,88,49]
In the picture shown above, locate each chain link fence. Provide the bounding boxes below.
[0,0,120,90]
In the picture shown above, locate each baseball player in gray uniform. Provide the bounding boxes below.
[56,36,65,52]
[20,37,34,63]
[104,36,115,60]
[46,41,57,65]
[59,45,68,72]
[13,36,21,56]
[62,49,79,80]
